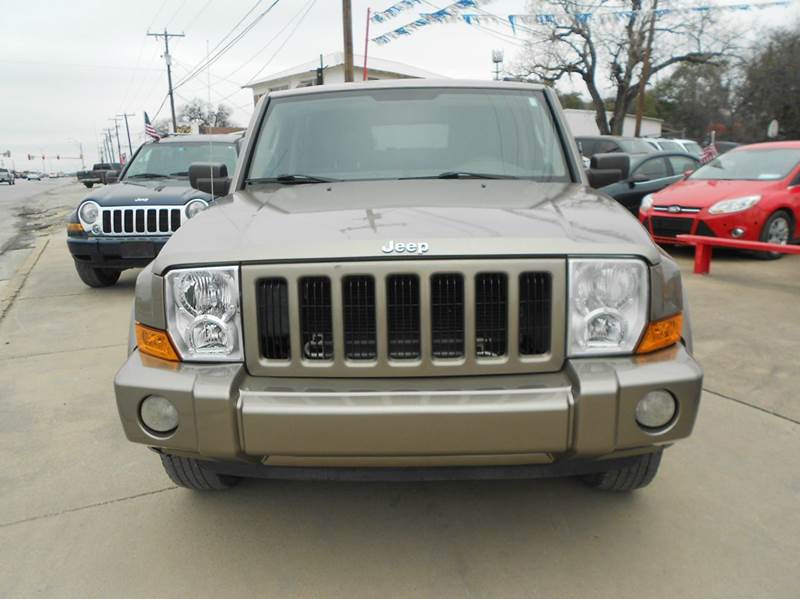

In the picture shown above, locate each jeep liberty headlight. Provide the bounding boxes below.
[78,201,100,225]
[568,258,648,356]
[164,266,243,361]
[185,198,209,219]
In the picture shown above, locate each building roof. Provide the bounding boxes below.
[267,78,547,99]
[243,52,445,88]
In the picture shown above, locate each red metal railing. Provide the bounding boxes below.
[676,234,800,274]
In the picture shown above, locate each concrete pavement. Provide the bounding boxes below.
[0,230,798,598]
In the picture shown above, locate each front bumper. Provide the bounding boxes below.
[115,344,703,473]
[640,210,767,245]
[67,236,169,269]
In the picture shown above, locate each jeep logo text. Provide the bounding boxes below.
[381,240,430,255]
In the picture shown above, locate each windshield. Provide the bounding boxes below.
[682,141,702,156]
[123,141,238,181]
[690,148,800,181]
[657,140,683,152]
[618,139,656,154]
[247,88,571,182]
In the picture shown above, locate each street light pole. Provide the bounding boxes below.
[117,113,135,156]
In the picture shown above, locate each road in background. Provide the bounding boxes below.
[0,179,83,295]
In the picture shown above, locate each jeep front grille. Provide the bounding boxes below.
[100,206,181,236]
[244,260,566,378]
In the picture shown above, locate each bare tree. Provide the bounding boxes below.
[515,0,737,134]
[177,99,236,128]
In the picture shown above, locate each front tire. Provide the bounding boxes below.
[160,454,240,491]
[755,210,793,260]
[83,182,94,189]
[581,450,663,492]
[73,260,121,287]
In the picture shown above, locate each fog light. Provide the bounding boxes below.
[731,227,745,238]
[635,390,676,429]
[140,395,179,433]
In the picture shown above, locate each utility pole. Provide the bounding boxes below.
[363,8,371,81]
[109,117,123,163]
[342,0,354,82]
[147,28,185,132]
[117,113,135,156]
[634,0,658,137]
[104,129,116,163]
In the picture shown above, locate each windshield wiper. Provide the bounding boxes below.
[246,174,339,185]
[126,173,169,179]
[435,171,516,180]
[169,171,189,177]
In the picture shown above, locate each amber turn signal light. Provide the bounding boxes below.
[135,323,180,361]
[66,223,84,234]
[637,313,683,354]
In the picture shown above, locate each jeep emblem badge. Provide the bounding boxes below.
[381,240,430,255]
[134,197,150,203]
[667,205,681,214]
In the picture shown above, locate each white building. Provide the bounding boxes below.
[243,56,662,139]
[243,52,444,105]
[563,108,663,137]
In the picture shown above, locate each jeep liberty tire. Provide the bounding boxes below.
[83,182,94,188]
[581,450,662,491]
[160,454,240,490]
[73,261,121,287]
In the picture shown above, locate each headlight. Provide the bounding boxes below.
[164,266,243,362]
[78,201,100,224]
[568,258,648,356]
[185,199,209,219]
[640,194,655,212]
[708,195,761,214]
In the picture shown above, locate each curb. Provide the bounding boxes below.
[0,237,50,322]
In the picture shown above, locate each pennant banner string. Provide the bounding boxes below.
[373,0,792,43]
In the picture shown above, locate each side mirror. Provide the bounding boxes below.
[189,162,231,197]
[586,168,623,188]
[103,170,119,184]
[590,152,630,180]
[628,173,650,186]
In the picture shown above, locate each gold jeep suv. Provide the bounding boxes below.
[114,80,701,492]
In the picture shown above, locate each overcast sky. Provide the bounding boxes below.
[1,0,797,170]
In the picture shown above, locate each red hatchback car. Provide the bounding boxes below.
[639,141,800,257]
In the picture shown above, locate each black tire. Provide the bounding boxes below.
[73,260,121,288]
[581,450,663,492]
[83,182,94,189]
[755,210,793,260]
[160,454,240,491]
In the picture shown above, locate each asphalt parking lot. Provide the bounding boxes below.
[0,183,798,598]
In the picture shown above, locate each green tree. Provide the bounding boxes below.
[736,25,800,141]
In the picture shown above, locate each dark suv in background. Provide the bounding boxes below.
[67,133,242,287]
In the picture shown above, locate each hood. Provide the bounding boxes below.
[652,178,778,207]
[151,180,661,274]
[82,180,211,207]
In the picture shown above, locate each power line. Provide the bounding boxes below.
[226,0,316,81]
[242,0,318,86]
[172,0,284,91]
[172,0,269,88]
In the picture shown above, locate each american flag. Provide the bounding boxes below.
[144,112,160,141]
[700,142,718,164]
